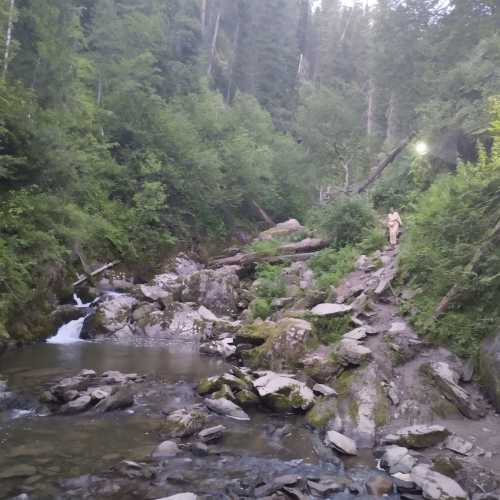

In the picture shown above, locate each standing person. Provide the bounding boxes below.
[387,208,403,247]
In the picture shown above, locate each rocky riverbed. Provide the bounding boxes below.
[1,219,500,499]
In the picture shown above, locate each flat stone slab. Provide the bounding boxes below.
[324,430,358,456]
[198,425,226,442]
[205,398,250,421]
[411,464,468,500]
[311,303,352,317]
[444,435,473,456]
[343,327,368,341]
[383,425,450,449]
[420,361,486,420]
[312,384,338,397]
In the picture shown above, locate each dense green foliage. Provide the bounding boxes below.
[307,197,377,248]
[0,0,499,347]
[400,104,500,357]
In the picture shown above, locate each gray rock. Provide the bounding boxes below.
[152,440,180,458]
[411,464,468,500]
[181,266,241,316]
[163,406,208,438]
[383,425,450,449]
[421,361,486,420]
[312,384,338,397]
[382,446,417,474]
[252,372,315,412]
[101,370,140,385]
[392,472,417,491]
[139,284,171,302]
[258,218,304,241]
[95,388,134,412]
[338,339,372,366]
[311,303,353,317]
[199,338,236,359]
[307,479,346,496]
[479,331,500,412]
[81,294,137,338]
[205,398,250,421]
[254,474,301,497]
[59,394,92,414]
[324,430,358,456]
[198,425,226,442]
[88,386,114,402]
[343,327,368,341]
[444,435,473,456]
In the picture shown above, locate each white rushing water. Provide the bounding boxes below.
[46,316,86,345]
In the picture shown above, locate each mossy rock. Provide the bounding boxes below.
[306,397,337,429]
[213,384,235,401]
[196,376,223,396]
[241,345,269,369]
[235,389,260,408]
[235,321,279,346]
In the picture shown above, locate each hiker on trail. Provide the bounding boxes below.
[387,208,402,247]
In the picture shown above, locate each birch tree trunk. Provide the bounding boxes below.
[207,7,221,79]
[201,0,207,38]
[385,92,402,150]
[2,0,15,80]
[225,17,240,104]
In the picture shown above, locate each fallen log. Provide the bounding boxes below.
[73,260,121,288]
[357,132,416,194]
[209,251,322,269]
[278,238,330,254]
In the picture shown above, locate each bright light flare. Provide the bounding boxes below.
[415,141,429,156]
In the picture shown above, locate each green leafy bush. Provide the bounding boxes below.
[250,298,273,320]
[307,197,377,248]
[310,246,359,291]
[253,263,286,299]
[246,239,282,256]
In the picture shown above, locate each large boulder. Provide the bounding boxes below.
[252,372,315,412]
[337,339,373,366]
[324,430,358,456]
[81,294,137,339]
[479,332,500,412]
[383,425,450,449]
[420,362,486,420]
[303,345,340,383]
[134,302,214,340]
[181,266,241,316]
[242,318,315,371]
[257,219,305,241]
[411,464,468,500]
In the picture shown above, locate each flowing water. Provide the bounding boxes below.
[0,320,380,499]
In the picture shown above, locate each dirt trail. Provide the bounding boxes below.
[332,244,500,493]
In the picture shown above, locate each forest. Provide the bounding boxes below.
[2,2,500,499]
[0,0,499,353]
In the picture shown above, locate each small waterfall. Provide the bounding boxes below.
[73,293,92,308]
[47,316,86,345]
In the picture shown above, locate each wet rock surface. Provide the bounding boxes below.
[40,369,144,414]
